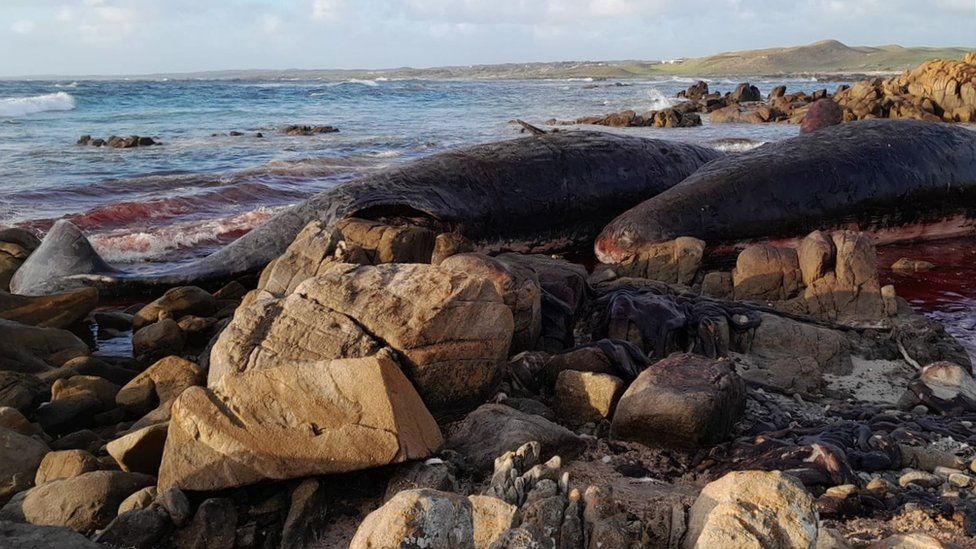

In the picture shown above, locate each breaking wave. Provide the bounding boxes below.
[646,88,686,111]
[0,92,76,118]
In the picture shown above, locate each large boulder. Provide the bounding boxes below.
[210,263,513,412]
[0,427,48,504]
[158,353,443,491]
[553,370,624,426]
[17,470,155,533]
[0,288,98,329]
[0,319,89,373]
[683,470,819,549]
[612,237,704,285]
[733,245,802,301]
[611,354,745,448]
[800,99,844,133]
[34,449,100,485]
[334,217,437,265]
[446,403,584,473]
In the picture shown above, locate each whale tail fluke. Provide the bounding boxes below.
[10,220,117,296]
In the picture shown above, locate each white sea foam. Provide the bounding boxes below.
[646,88,686,111]
[0,92,76,118]
[709,138,767,152]
[346,78,379,86]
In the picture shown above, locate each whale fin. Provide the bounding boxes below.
[10,220,118,296]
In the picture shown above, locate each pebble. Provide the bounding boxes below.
[825,484,858,499]
[949,473,972,488]
[899,470,943,489]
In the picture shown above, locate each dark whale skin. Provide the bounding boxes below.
[596,119,976,264]
[12,131,720,297]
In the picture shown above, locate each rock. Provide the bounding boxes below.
[500,254,587,353]
[0,520,102,548]
[0,319,89,373]
[281,479,330,549]
[798,230,835,286]
[801,99,844,133]
[0,406,39,435]
[41,355,138,386]
[157,486,190,526]
[0,287,98,328]
[0,427,48,504]
[441,253,542,353]
[106,422,168,475]
[133,286,216,331]
[431,232,474,265]
[867,533,956,548]
[158,353,443,491]
[733,245,802,300]
[34,450,99,485]
[543,343,625,386]
[948,472,971,487]
[470,495,517,548]
[335,217,437,265]
[701,271,733,299]
[684,470,819,549]
[553,370,624,426]
[51,375,119,409]
[116,355,204,416]
[118,486,157,515]
[891,257,936,273]
[903,361,976,413]
[35,393,102,436]
[0,371,44,413]
[731,83,762,103]
[898,470,943,488]
[445,403,584,473]
[769,85,787,99]
[253,221,345,298]
[173,497,237,549]
[799,231,888,324]
[614,237,705,285]
[211,263,513,412]
[18,470,155,533]
[132,318,185,363]
[611,354,745,448]
[385,460,458,501]
[683,80,710,101]
[93,506,171,549]
[49,429,102,453]
[282,124,339,135]
[350,489,474,549]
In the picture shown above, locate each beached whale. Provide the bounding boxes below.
[13,130,720,297]
[596,119,976,264]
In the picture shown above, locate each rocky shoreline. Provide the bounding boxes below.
[2,59,976,548]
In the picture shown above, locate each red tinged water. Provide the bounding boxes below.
[876,237,976,361]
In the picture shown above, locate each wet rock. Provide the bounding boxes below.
[93,506,172,549]
[731,82,762,103]
[0,287,98,328]
[613,237,705,285]
[35,393,102,436]
[684,470,819,549]
[0,319,90,373]
[0,520,101,548]
[116,355,204,417]
[158,353,443,491]
[211,263,513,412]
[132,318,185,363]
[106,422,168,475]
[173,497,237,549]
[446,403,584,473]
[282,124,339,135]
[891,257,936,272]
[610,354,745,448]
[0,427,48,504]
[553,370,624,427]
[34,449,99,485]
[441,253,542,353]
[133,286,216,331]
[800,99,844,133]
[733,245,802,301]
[16,470,155,533]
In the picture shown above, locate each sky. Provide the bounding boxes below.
[1,0,975,76]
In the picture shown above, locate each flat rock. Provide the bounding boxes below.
[158,353,443,491]
[446,403,584,473]
[611,354,745,448]
[0,319,89,373]
[684,470,819,549]
[0,427,49,504]
[0,287,98,328]
[18,470,155,533]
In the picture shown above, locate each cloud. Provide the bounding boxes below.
[10,20,36,34]
[312,0,343,21]
[260,14,282,34]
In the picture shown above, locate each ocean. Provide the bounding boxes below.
[2,75,974,357]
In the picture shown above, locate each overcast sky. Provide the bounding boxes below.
[2,0,975,76]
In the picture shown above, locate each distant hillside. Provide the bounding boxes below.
[9,40,971,81]
[661,40,972,76]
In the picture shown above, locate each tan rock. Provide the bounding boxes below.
[350,489,475,549]
[891,257,935,272]
[117,486,157,515]
[158,353,443,491]
[0,318,89,373]
[733,245,802,300]
[106,423,168,475]
[798,230,834,286]
[616,237,705,285]
[116,355,204,416]
[470,495,518,548]
[867,533,955,548]
[256,221,345,298]
[431,232,474,265]
[19,470,155,533]
[132,286,216,331]
[132,319,185,363]
[51,375,119,408]
[210,263,513,411]
[0,427,48,503]
[0,287,98,328]
[34,449,99,485]
[335,217,436,264]
[554,370,624,426]
[0,406,39,435]
[684,470,819,549]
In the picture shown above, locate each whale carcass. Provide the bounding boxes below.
[13,131,721,296]
[596,120,976,264]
